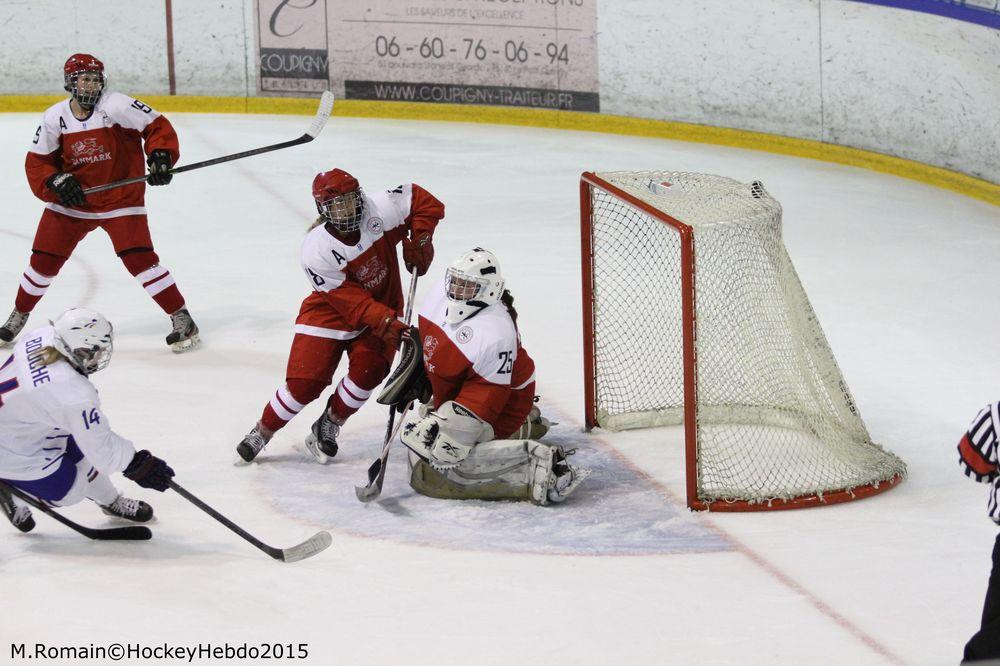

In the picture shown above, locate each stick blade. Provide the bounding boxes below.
[306,91,336,138]
[280,530,332,563]
[355,480,383,503]
[354,459,384,502]
[89,525,153,541]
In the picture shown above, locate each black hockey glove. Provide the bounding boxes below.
[46,172,85,207]
[146,150,173,186]
[123,450,175,492]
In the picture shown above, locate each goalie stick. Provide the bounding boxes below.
[355,269,419,502]
[81,91,335,195]
[168,480,331,563]
[0,480,152,541]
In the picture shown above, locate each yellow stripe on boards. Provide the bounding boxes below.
[1,94,996,207]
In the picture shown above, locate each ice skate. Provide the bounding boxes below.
[236,422,272,464]
[304,410,341,464]
[0,485,35,533]
[99,494,153,522]
[0,310,29,348]
[166,308,200,353]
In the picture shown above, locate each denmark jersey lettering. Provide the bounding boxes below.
[25,92,180,217]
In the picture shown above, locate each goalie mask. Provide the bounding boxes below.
[63,53,106,110]
[312,168,366,234]
[51,308,114,375]
[445,248,504,325]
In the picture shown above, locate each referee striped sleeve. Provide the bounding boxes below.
[959,404,999,482]
[990,479,1000,525]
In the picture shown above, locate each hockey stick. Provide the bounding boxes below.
[168,480,331,563]
[81,91,335,195]
[0,480,152,541]
[355,269,420,502]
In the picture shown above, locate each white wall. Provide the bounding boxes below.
[1,0,997,184]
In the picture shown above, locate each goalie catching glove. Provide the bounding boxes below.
[401,401,494,470]
[376,326,432,409]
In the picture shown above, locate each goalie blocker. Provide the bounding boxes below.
[399,401,588,505]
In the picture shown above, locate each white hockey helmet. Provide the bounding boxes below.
[51,308,114,375]
[445,248,504,325]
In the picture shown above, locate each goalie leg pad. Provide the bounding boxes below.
[407,439,589,505]
[408,439,533,501]
[528,442,590,506]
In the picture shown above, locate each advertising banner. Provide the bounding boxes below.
[255,0,599,111]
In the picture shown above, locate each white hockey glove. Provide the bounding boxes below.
[400,401,493,471]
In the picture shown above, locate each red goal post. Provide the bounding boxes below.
[580,170,906,511]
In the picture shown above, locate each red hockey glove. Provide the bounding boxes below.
[374,316,409,350]
[402,233,434,276]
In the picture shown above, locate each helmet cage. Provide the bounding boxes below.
[65,70,106,109]
[51,309,114,375]
[316,188,366,233]
[446,269,488,302]
[444,248,505,325]
[65,343,114,375]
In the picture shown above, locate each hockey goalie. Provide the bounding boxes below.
[379,248,589,505]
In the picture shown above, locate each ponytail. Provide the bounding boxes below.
[500,290,518,327]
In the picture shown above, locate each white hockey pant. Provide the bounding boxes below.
[52,457,121,507]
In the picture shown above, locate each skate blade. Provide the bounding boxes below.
[233,452,255,467]
[303,434,331,465]
[170,334,201,354]
[549,468,593,504]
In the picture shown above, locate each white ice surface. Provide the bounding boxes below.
[0,111,998,665]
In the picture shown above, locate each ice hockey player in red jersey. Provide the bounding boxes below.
[0,54,199,353]
[235,168,443,464]
[389,248,588,505]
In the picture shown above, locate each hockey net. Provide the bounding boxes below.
[580,171,906,511]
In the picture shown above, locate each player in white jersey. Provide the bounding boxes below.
[0,308,175,533]
[958,403,1000,660]
[385,248,587,505]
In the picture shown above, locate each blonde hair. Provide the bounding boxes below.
[38,346,66,367]
[309,216,324,231]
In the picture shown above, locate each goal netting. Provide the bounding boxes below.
[581,170,906,510]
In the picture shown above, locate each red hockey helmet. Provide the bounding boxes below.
[63,53,106,109]
[312,169,365,233]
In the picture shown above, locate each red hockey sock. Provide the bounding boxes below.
[328,356,389,422]
[260,379,326,433]
[13,252,66,313]
[119,249,185,315]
